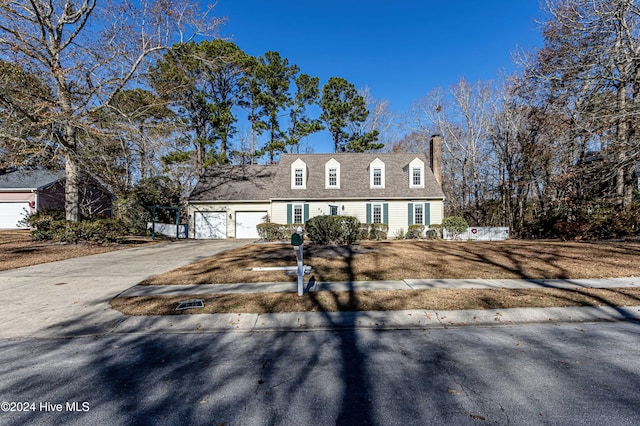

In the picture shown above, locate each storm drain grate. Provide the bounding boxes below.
[175,299,205,311]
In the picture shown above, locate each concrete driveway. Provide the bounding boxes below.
[0,239,251,339]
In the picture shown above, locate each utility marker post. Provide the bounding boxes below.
[291,227,304,296]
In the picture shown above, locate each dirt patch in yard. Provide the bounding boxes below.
[0,230,156,271]
[141,240,640,285]
[111,287,640,315]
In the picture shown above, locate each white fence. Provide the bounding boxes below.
[147,222,188,239]
[443,227,510,241]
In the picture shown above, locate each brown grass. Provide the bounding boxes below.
[141,240,640,285]
[111,287,640,316]
[0,230,156,271]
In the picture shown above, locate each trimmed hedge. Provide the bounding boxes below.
[257,223,303,242]
[257,218,390,243]
[305,215,360,245]
[427,224,443,239]
[406,224,425,239]
[359,223,388,240]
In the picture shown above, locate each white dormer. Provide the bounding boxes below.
[325,158,341,189]
[370,158,385,189]
[409,157,425,188]
[291,158,307,189]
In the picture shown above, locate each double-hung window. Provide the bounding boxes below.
[369,159,385,189]
[293,204,303,223]
[373,168,382,187]
[412,168,422,186]
[294,168,304,187]
[414,204,423,225]
[409,158,424,188]
[372,204,382,224]
[291,159,307,189]
[328,168,337,187]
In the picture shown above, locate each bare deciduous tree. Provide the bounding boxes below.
[0,0,221,220]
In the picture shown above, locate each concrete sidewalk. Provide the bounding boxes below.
[1,239,638,338]
[120,276,640,296]
[112,276,640,335]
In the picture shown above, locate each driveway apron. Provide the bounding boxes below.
[0,240,251,338]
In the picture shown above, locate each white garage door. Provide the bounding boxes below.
[195,212,227,239]
[236,211,267,239]
[0,202,30,229]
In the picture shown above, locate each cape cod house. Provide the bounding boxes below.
[188,137,446,239]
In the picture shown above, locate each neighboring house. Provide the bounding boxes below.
[0,169,112,229]
[188,137,446,239]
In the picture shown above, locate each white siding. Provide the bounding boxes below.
[272,199,443,239]
[193,199,444,240]
[428,200,444,227]
[271,202,289,224]
[386,201,406,238]
[189,202,270,239]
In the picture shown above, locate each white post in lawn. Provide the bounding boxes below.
[294,226,304,296]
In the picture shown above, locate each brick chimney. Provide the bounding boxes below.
[430,134,442,187]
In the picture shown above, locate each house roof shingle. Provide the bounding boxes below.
[189,153,445,202]
[0,170,65,190]
[189,165,277,202]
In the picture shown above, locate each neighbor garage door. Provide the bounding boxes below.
[235,211,267,239]
[0,202,30,229]
[195,212,227,239]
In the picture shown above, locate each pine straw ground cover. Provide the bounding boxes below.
[0,230,155,271]
[112,240,640,315]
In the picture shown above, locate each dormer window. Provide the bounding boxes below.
[373,169,382,186]
[329,168,337,186]
[370,158,385,188]
[295,169,304,186]
[291,158,307,189]
[412,168,421,186]
[409,158,425,188]
[325,158,341,189]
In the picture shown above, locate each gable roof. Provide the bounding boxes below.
[189,165,277,202]
[188,153,445,202]
[274,153,444,200]
[0,170,65,190]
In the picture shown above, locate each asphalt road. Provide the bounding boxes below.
[1,321,639,426]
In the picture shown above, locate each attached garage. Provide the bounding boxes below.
[235,211,267,239]
[0,202,30,229]
[194,211,227,239]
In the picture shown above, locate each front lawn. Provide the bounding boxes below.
[0,230,156,271]
[140,239,640,285]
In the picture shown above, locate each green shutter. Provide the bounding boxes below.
[408,203,414,226]
[303,204,309,223]
[287,204,292,224]
[366,203,371,224]
[383,203,389,225]
[425,203,431,226]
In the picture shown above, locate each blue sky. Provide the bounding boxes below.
[211,1,547,153]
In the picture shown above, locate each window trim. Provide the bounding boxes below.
[372,203,383,224]
[328,204,340,216]
[293,204,304,224]
[291,158,307,189]
[325,158,341,189]
[409,158,425,188]
[413,203,424,225]
[370,158,385,189]
[294,168,304,187]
